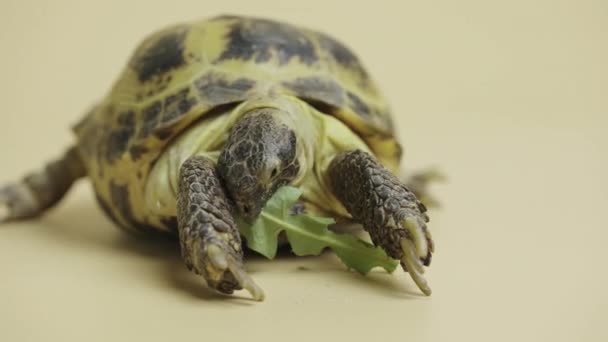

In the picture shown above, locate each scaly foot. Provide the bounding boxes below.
[177,155,265,301]
[182,237,264,301]
[329,150,435,295]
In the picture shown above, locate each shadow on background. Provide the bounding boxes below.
[31,195,421,301]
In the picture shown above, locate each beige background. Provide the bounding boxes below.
[0,1,606,341]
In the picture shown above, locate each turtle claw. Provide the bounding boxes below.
[227,260,265,302]
[400,238,432,296]
[205,244,265,301]
[208,244,229,270]
[404,217,429,259]
[425,226,435,254]
[399,216,433,296]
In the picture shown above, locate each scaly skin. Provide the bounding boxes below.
[177,155,264,300]
[217,107,300,222]
[0,147,85,222]
[328,150,434,295]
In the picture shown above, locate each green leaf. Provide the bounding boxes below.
[236,186,398,274]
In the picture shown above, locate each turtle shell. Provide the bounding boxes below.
[74,15,402,232]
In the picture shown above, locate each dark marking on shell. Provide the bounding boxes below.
[317,33,369,79]
[118,111,135,126]
[132,29,188,82]
[108,182,160,234]
[194,72,256,105]
[304,99,341,117]
[203,102,241,121]
[217,18,318,65]
[110,182,134,224]
[154,127,173,140]
[283,77,345,108]
[347,91,371,117]
[106,111,136,161]
[140,101,162,138]
[95,194,122,226]
[161,87,197,123]
[143,74,173,100]
[129,145,149,161]
[106,129,132,161]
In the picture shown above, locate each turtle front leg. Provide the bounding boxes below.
[177,156,264,301]
[328,150,434,295]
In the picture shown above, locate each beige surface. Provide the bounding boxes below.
[1,1,606,341]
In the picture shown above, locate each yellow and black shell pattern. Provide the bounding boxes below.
[73,15,402,233]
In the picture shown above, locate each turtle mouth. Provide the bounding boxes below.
[237,201,262,223]
[238,173,300,222]
[234,179,286,222]
[235,195,265,223]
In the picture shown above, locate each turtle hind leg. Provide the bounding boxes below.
[404,168,446,209]
[0,146,86,223]
[328,150,434,296]
[176,155,264,301]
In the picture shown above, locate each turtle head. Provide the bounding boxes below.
[218,107,300,222]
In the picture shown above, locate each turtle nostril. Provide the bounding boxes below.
[242,205,250,214]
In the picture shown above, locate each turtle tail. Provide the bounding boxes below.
[0,146,86,222]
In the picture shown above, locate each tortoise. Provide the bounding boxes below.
[0,15,435,301]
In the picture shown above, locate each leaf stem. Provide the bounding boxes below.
[260,211,397,267]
